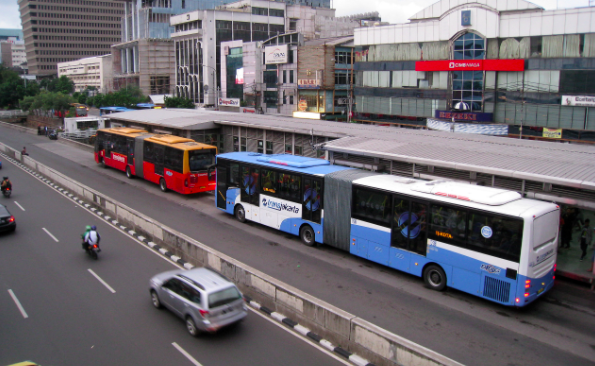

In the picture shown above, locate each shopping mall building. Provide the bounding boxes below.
[353,0,595,142]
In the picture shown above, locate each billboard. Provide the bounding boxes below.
[265,44,288,65]
[218,98,240,107]
[562,95,595,107]
[416,59,524,72]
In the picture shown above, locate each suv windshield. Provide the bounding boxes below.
[188,149,216,172]
[208,286,242,308]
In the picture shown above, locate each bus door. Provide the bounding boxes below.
[216,164,228,209]
[302,177,323,224]
[126,138,135,166]
[390,196,428,272]
[154,144,165,176]
[240,166,260,221]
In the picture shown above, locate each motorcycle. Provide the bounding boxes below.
[2,187,11,198]
[83,242,100,260]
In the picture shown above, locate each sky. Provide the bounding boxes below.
[0,0,591,28]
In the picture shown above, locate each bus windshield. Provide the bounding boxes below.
[188,149,216,171]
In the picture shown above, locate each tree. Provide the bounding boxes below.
[164,96,195,109]
[0,65,38,109]
[85,86,148,108]
[18,91,74,117]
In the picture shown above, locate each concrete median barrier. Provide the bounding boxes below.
[0,141,463,366]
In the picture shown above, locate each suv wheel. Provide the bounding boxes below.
[150,290,162,309]
[186,316,199,337]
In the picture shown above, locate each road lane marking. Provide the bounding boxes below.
[8,289,28,319]
[13,201,25,211]
[172,342,203,366]
[42,227,59,242]
[87,269,116,294]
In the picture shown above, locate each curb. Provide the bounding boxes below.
[1,151,377,366]
[244,294,375,366]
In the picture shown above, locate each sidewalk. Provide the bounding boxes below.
[555,230,595,290]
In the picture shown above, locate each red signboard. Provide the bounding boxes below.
[415,59,524,72]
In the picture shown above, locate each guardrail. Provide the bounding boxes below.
[0,132,463,366]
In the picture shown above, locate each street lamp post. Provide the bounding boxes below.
[200,64,218,110]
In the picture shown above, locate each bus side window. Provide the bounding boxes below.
[261,169,277,194]
[278,172,300,202]
[229,163,240,186]
[144,142,154,163]
[164,147,183,173]
[429,204,467,246]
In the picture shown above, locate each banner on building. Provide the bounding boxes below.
[435,110,493,122]
[543,128,562,139]
[218,97,240,107]
[427,118,508,135]
[298,79,320,89]
[416,59,524,72]
[562,95,595,107]
[265,44,288,64]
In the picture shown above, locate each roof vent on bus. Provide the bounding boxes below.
[411,181,522,206]
[248,152,262,156]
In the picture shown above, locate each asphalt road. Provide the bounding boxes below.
[2,125,595,366]
[0,148,349,366]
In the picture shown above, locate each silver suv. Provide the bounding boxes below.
[149,267,248,336]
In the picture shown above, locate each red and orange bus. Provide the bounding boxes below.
[94,127,217,194]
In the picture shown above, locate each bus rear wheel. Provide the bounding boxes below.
[423,264,446,291]
[235,205,246,223]
[159,178,168,192]
[126,166,133,179]
[300,225,315,247]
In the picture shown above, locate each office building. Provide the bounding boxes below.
[354,0,595,142]
[18,0,124,76]
[58,54,114,93]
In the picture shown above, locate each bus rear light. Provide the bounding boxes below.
[554,264,557,272]
[524,293,530,297]
[515,298,520,303]
[189,175,197,184]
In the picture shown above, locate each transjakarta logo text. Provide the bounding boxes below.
[112,154,126,163]
[261,198,299,213]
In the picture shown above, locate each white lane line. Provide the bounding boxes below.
[13,201,25,211]
[42,227,59,242]
[172,342,203,366]
[8,289,29,319]
[87,269,116,294]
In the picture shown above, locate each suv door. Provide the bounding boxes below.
[161,278,185,317]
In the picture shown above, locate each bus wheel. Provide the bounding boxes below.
[125,166,133,179]
[159,178,168,192]
[235,205,246,223]
[101,158,107,169]
[423,264,446,291]
[300,225,315,247]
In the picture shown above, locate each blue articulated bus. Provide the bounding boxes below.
[216,152,560,307]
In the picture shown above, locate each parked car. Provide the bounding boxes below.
[0,204,16,233]
[149,267,247,336]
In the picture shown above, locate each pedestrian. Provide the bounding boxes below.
[580,219,593,261]
[44,126,48,136]
[21,147,28,156]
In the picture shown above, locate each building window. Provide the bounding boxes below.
[257,140,264,153]
[266,141,273,154]
[241,137,247,151]
[289,70,294,83]
[452,32,484,112]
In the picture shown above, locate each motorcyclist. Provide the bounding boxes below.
[81,225,92,250]
[84,225,101,252]
[1,176,11,192]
